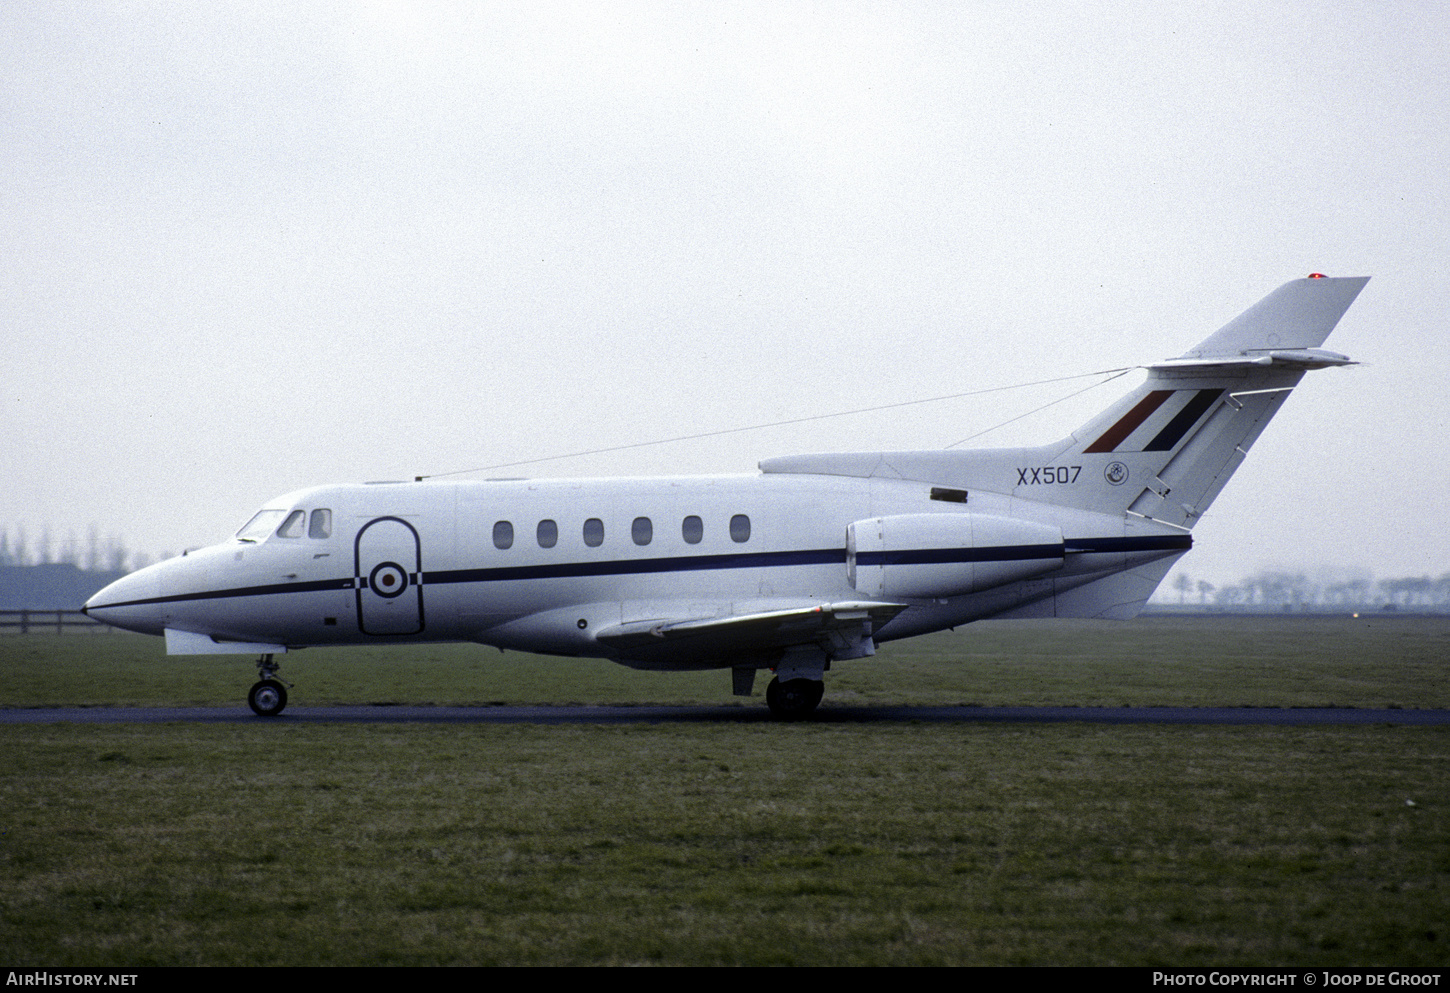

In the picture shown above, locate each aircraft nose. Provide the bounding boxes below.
[84,566,166,636]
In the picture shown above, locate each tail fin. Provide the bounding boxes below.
[759,276,1368,528]
[1058,275,1366,526]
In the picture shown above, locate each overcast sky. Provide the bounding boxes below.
[4,1,1447,590]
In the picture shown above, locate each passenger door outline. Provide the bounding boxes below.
[355,516,424,635]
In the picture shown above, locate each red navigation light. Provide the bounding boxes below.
[1307,272,1327,278]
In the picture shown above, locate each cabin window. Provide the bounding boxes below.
[308,509,332,539]
[277,510,306,538]
[730,514,751,543]
[493,521,514,550]
[583,518,604,547]
[682,515,703,544]
[632,517,652,546]
[537,519,558,548]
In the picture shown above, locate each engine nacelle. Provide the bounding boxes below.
[847,513,1065,599]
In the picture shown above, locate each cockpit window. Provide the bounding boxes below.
[309,509,332,539]
[237,509,288,542]
[276,510,307,538]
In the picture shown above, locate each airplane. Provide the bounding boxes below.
[82,275,1368,719]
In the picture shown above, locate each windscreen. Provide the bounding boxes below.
[236,509,288,542]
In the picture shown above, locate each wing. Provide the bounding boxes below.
[593,600,908,670]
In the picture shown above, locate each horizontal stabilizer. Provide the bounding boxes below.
[1150,348,1355,372]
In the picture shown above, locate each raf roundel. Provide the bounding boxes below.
[368,561,409,599]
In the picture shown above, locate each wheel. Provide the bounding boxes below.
[766,677,824,720]
[248,679,288,717]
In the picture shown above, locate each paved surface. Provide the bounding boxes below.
[4,704,1447,725]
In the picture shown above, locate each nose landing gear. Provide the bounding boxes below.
[248,653,290,717]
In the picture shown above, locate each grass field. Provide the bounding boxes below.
[4,614,1448,710]
[2,616,1447,966]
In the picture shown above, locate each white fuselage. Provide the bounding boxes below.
[85,471,1187,670]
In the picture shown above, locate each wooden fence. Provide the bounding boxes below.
[0,610,114,634]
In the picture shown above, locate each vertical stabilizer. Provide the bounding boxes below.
[1055,276,1366,525]
[760,276,1368,530]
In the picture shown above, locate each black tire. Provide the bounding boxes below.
[248,679,288,717]
[765,677,824,720]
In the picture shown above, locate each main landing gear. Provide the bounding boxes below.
[763,645,830,720]
[765,676,825,720]
[248,653,290,717]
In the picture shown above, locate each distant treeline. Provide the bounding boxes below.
[0,564,129,611]
[0,525,169,574]
[1162,570,1450,613]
